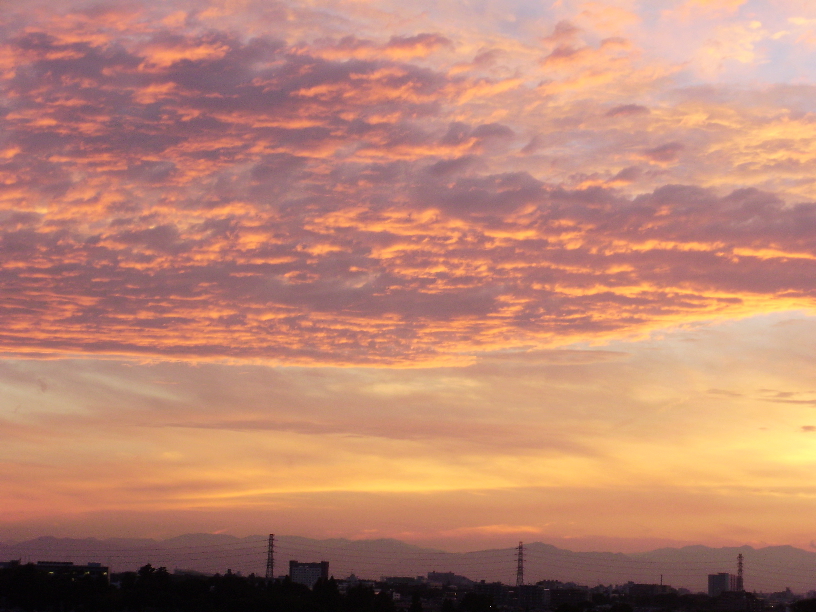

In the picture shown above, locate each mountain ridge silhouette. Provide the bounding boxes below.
[2,534,813,593]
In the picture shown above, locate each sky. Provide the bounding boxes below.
[2,0,816,554]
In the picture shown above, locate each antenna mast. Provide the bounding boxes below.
[516,541,524,586]
[266,534,275,582]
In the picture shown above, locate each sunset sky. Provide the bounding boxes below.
[2,0,816,553]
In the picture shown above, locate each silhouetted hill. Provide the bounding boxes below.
[1,535,814,593]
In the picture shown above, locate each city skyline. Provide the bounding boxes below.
[0,532,808,593]
[2,0,816,551]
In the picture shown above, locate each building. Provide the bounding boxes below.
[382,576,425,586]
[546,587,590,609]
[626,583,675,598]
[708,573,738,597]
[475,580,507,603]
[289,560,329,588]
[515,584,545,609]
[36,561,109,581]
[712,591,763,612]
[427,572,474,588]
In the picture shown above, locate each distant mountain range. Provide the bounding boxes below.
[2,535,814,594]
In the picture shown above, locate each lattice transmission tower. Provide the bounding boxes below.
[265,534,275,582]
[736,553,744,591]
[516,541,524,586]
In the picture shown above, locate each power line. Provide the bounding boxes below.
[5,539,816,585]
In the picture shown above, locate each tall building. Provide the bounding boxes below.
[708,573,738,597]
[289,560,329,588]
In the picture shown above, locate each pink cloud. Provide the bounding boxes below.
[1,2,816,366]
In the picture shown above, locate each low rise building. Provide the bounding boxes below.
[626,583,675,598]
[427,572,474,588]
[546,587,591,609]
[36,561,109,581]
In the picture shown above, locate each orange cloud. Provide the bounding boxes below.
[0,0,814,370]
[671,0,748,20]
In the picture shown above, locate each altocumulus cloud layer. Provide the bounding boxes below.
[4,0,816,364]
[4,0,816,551]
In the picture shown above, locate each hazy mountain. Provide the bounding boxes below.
[1,535,814,594]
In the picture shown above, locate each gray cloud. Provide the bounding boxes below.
[1,6,816,364]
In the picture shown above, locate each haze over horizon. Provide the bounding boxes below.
[2,0,816,553]
[5,532,816,592]
[0,529,774,556]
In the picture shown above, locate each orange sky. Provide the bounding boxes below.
[1,0,816,553]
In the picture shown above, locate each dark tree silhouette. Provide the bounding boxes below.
[794,599,816,612]
[459,592,493,612]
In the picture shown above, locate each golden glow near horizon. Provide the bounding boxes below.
[2,0,816,553]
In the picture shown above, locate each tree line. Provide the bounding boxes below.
[0,563,489,612]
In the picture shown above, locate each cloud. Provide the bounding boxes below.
[3,313,816,547]
[441,524,545,536]
[478,349,628,365]
[695,21,767,77]
[6,0,816,563]
[606,104,650,117]
[760,390,816,406]
[643,142,684,163]
[666,0,748,24]
[707,388,743,398]
[677,0,747,16]
[1,1,816,367]
[303,33,453,61]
